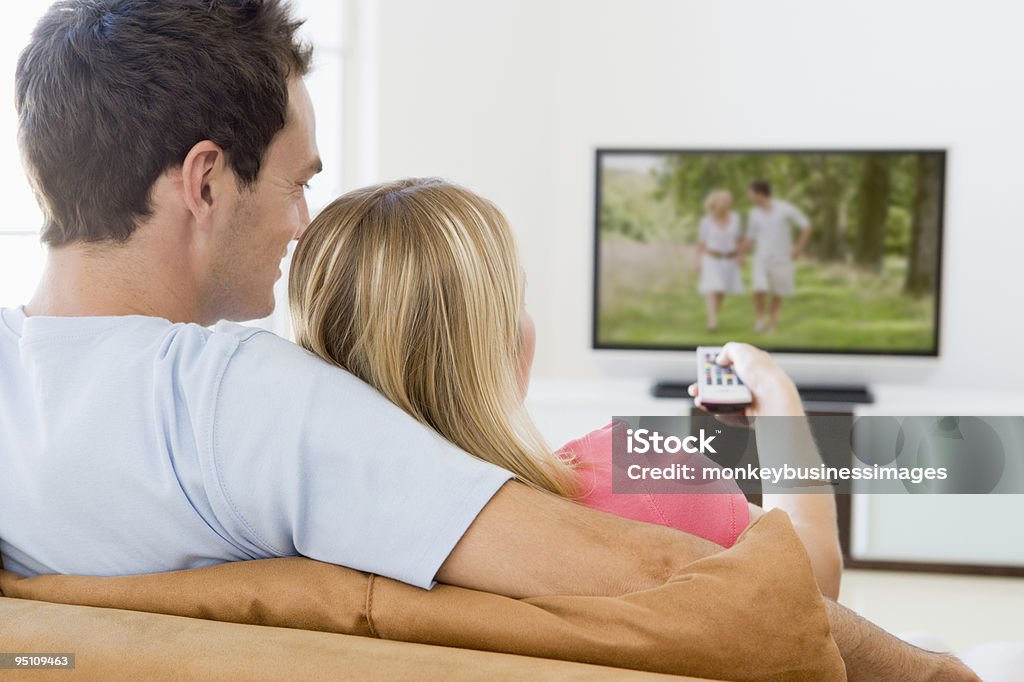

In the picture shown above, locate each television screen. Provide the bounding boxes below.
[594,149,945,355]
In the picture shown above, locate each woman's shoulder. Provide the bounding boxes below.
[559,420,751,547]
[557,421,617,463]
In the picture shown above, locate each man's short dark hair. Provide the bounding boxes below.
[748,180,772,197]
[16,0,313,247]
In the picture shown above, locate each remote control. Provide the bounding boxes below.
[695,346,753,413]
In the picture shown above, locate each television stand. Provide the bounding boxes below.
[652,381,873,404]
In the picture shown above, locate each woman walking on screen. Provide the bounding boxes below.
[695,189,744,333]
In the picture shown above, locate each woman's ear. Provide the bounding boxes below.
[180,140,229,227]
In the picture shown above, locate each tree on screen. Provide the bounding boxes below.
[809,155,858,262]
[904,154,943,295]
[852,155,892,271]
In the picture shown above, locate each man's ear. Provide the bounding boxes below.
[180,140,230,226]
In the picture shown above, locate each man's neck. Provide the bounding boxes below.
[26,241,202,324]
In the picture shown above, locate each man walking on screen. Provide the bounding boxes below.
[744,180,812,333]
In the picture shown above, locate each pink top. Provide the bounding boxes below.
[559,422,750,548]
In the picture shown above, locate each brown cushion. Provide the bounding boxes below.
[0,510,845,680]
[0,597,683,681]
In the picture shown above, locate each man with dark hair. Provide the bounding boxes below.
[748,179,772,198]
[17,0,318,322]
[0,2,977,679]
[745,179,812,333]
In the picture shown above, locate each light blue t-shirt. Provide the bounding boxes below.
[0,307,512,589]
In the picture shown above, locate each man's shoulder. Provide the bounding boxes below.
[201,321,279,356]
[207,322,366,399]
[209,322,323,367]
[774,199,809,226]
[174,321,304,356]
[155,321,328,390]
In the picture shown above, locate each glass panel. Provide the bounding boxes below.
[0,3,56,233]
[294,0,345,52]
[0,235,45,308]
[304,52,345,216]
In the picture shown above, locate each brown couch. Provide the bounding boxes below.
[0,511,845,680]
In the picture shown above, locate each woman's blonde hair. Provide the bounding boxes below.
[703,189,733,219]
[289,178,580,498]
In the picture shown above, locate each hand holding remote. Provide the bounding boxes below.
[689,342,804,417]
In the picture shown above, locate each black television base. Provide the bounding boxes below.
[652,382,873,404]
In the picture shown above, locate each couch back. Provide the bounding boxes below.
[0,511,845,680]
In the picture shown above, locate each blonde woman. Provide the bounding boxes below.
[290,179,842,594]
[289,178,747,549]
[695,189,745,332]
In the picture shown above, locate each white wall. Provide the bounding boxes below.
[373,0,1024,389]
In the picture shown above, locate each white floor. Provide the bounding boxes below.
[839,569,1024,652]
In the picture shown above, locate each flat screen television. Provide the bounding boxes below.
[593,149,946,379]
